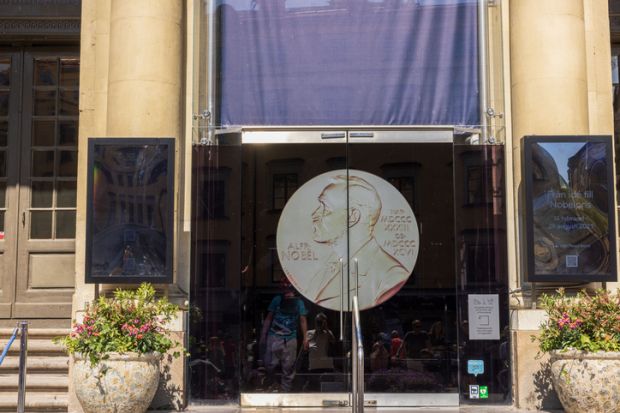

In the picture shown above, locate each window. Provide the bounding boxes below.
[272,173,298,210]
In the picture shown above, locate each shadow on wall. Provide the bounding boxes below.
[527,359,561,410]
[152,352,186,410]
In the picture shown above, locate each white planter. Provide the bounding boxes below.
[550,350,620,413]
[73,352,161,413]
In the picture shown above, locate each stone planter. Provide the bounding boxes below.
[73,352,161,413]
[549,350,620,413]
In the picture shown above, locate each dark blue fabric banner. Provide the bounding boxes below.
[218,0,479,126]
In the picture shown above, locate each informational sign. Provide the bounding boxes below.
[469,385,479,399]
[524,136,617,282]
[468,294,500,340]
[85,138,175,284]
[467,360,485,376]
[277,169,419,311]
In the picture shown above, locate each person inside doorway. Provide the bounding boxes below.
[306,175,410,309]
[305,312,335,390]
[260,280,309,391]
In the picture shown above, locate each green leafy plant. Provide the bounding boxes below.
[55,283,184,365]
[533,288,620,353]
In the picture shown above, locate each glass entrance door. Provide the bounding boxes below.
[239,131,353,407]
[238,129,458,407]
[188,129,460,407]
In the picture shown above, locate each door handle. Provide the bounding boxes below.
[354,258,359,298]
[339,258,344,341]
[21,212,25,228]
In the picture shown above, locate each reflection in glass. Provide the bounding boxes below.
[0,182,5,209]
[31,211,52,239]
[0,91,8,116]
[57,181,77,207]
[59,121,78,146]
[34,59,57,86]
[56,211,76,238]
[59,90,79,116]
[34,90,56,116]
[60,59,79,87]
[59,151,78,177]
[0,121,7,147]
[31,181,53,207]
[529,141,612,277]
[0,60,9,86]
[32,150,55,177]
[88,140,173,281]
[33,120,55,146]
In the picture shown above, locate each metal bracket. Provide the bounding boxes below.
[193,110,212,121]
[486,107,504,119]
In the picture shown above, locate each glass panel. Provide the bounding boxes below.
[453,144,510,403]
[58,150,78,177]
[31,181,53,208]
[57,181,76,207]
[60,59,79,87]
[33,120,55,146]
[0,121,7,147]
[88,140,173,280]
[32,150,55,177]
[34,59,57,86]
[31,211,52,239]
[59,121,78,146]
[34,90,56,116]
[0,60,9,86]
[0,182,5,208]
[59,90,79,116]
[0,91,8,116]
[348,141,458,395]
[56,210,76,238]
[242,142,351,397]
[0,151,5,177]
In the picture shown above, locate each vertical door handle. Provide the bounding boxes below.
[339,258,344,341]
[354,258,359,298]
[21,212,25,228]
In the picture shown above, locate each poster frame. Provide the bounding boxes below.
[85,137,175,284]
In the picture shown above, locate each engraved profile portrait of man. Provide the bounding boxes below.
[303,175,411,309]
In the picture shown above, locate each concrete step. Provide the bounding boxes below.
[0,329,69,339]
[0,356,69,372]
[0,373,68,391]
[0,392,67,412]
[5,339,66,355]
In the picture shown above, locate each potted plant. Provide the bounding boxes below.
[55,283,183,413]
[534,288,620,413]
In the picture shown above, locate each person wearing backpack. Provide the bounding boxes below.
[260,281,309,391]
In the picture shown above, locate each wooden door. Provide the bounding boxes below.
[0,48,79,320]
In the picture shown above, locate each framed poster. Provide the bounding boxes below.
[524,136,617,282]
[86,138,174,283]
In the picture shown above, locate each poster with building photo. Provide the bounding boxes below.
[85,138,174,283]
[524,136,616,282]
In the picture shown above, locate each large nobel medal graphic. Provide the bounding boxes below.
[277,170,419,311]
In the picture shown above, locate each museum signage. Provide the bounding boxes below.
[524,136,617,282]
[85,138,175,283]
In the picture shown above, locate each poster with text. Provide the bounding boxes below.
[525,136,616,281]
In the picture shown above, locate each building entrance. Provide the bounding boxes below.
[189,129,510,407]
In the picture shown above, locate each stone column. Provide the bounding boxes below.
[106,0,183,138]
[509,1,593,410]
